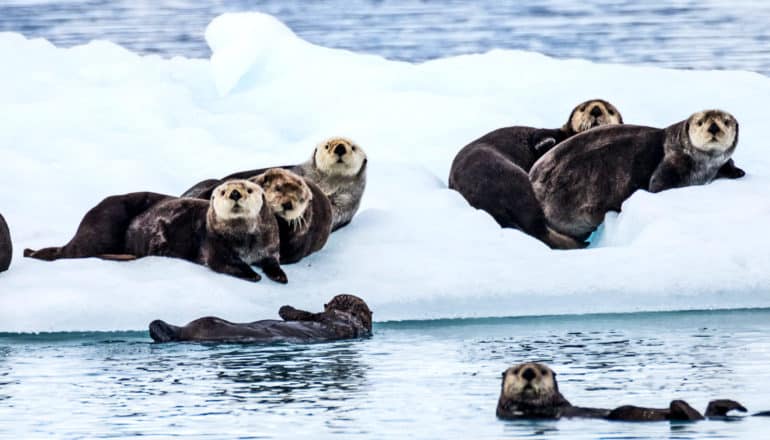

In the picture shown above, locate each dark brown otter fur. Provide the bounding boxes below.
[148,294,372,343]
[124,196,284,283]
[497,362,748,422]
[0,213,11,272]
[530,110,743,240]
[448,99,623,249]
[180,139,367,232]
[251,169,333,264]
[23,192,173,261]
[24,182,286,283]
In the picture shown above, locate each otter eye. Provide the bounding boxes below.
[580,106,587,112]
[541,369,548,375]
[512,368,520,375]
[697,120,703,127]
[325,144,330,150]
[247,188,253,194]
[351,146,357,151]
[608,109,615,115]
[220,190,225,196]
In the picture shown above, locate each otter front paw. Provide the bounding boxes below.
[279,306,316,321]
[260,258,288,284]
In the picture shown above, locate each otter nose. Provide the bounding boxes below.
[708,122,720,135]
[522,367,536,381]
[590,106,603,118]
[334,144,347,157]
[229,190,242,201]
[282,201,293,211]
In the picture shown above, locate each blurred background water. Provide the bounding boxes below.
[1,0,769,75]
[2,309,770,438]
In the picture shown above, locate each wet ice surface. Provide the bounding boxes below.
[1,309,769,439]
[1,0,770,75]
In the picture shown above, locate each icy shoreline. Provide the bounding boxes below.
[1,12,769,332]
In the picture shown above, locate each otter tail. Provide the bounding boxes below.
[149,320,182,343]
[96,254,138,261]
[543,227,588,250]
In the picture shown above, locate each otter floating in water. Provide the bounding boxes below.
[497,362,758,422]
[149,294,372,344]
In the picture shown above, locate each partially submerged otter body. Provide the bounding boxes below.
[149,294,372,344]
[497,362,749,422]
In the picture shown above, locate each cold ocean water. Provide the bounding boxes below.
[2,310,770,438]
[1,0,770,438]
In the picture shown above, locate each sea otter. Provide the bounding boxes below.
[148,294,372,343]
[25,181,286,283]
[530,110,743,240]
[448,99,623,249]
[180,137,367,231]
[497,362,748,421]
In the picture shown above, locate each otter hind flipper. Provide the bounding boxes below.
[705,399,747,418]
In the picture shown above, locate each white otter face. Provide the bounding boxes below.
[211,180,263,220]
[569,99,623,133]
[687,110,738,154]
[314,137,367,177]
[251,168,312,222]
[501,362,559,405]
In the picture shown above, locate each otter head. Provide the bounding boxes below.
[685,110,738,155]
[500,362,568,408]
[565,99,623,134]
[251,168,312,223]
[210,180,264,221]
[324,294,373,333]
[313,137,367,178]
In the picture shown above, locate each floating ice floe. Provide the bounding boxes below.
[0,12,769,332]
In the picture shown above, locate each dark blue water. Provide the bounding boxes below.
[1,0,769,75]
[2,309,770,438]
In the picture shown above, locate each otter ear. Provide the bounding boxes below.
[313,148,318,168]
[253,172,274,187]
[501,371,507,378]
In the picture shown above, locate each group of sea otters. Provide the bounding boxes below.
[0,99,765,422]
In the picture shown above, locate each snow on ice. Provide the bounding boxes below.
[1,12,769,332]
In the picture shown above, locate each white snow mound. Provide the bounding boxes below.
[1,13,769,332]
